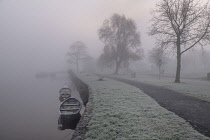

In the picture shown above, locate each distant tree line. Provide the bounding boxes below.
[67,0,210,83]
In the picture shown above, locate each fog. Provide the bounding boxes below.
[0,0,157,77]
[0,0,210,139]
[1,0,209,78]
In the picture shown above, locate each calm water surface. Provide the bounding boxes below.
[0,73,76,140]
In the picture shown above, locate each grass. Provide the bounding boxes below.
[77,74,209,140]
[113,74,210,102]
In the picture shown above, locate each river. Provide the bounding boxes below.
[0,72,78,140]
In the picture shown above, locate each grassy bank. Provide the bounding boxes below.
[78,74,209,140]
[112,74,210,103]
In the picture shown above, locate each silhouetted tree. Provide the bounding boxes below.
[97,45,115,72]
[67,41,87,73]
[98,13,143,74]
[149,47,168,79]
[149,0,210,83]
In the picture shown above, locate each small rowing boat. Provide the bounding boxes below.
[58,98,82,130]
[59,87,71,102]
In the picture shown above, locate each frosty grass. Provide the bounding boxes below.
[78,74,209,140]
[113,74,210,103]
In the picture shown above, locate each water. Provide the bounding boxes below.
[0,73,77,140]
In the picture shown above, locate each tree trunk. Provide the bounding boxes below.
[76,62,79,73]
[114,61,120,74]
[158,66,161,80]
[175,36,181,83]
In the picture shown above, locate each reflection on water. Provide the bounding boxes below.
[0,73,79,140]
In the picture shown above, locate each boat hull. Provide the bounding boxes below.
[58,97,82,130]
[58,113,81,130]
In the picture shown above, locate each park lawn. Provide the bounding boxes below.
[77,74,209,140]
[113,74,210,103]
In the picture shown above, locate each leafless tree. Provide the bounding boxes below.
[149,47,169,79]
[149,0,210,82]
[97,45,115,72]
[98,13,143,74]
[67,41,87,73]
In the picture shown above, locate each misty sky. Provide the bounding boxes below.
[0,0,157,78]
[2,0,208,79]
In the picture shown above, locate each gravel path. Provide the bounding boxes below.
[109,76,210,138]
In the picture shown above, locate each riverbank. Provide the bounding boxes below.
[112,74,210,102]
[72,74,209,140]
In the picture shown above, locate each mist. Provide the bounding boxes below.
[0,0,210,139]
[0,0,158,78]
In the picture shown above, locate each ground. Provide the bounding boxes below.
[113,74,210,102]
[109,75,210,137]
[75,74,209,140]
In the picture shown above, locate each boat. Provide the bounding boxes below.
[59,87,71,102]
[58,98,82,130]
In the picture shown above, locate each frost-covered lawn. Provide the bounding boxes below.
[78,74,209,140]
[113,74,210,102]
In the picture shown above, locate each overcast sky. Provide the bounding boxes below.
[0,0,163,78]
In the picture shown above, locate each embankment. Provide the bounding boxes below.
[69,71,92,140]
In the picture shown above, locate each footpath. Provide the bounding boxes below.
[109,76,210,138]
[72,74,209,140]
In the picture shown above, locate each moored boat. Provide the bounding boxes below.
[58,98,82,130]
[59,87,71,102]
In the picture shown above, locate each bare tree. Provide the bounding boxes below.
[149,0,210,83]
[149,47,168,79]
[97,45,115,73]
[67,41,87,73]
[98,13,143,74]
